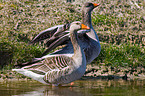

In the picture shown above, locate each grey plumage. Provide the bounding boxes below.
[29,2,101,64]
[13,21,89,86]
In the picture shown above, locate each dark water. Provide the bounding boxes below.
[0,79,145,96]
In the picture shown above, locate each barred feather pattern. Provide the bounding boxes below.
[21,55,83,85]
[14,22,88,86]
[22,56,72,73]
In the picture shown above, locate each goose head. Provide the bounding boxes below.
[83,2,99,13]
[70,21,90,32]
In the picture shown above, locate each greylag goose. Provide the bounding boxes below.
[13,21,89,86]
[29,2,100,64]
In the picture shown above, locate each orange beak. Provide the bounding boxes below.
[81,24,90,30]
[93,3,99,7]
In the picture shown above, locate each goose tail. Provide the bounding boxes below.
[12,69,47,84]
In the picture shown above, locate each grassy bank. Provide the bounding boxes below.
[0,0,145,72]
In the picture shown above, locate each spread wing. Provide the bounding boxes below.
[29,23,70,44]
[41,29,90,56]
[42,33,70,56]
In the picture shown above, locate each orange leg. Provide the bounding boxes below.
[70,82,74,85]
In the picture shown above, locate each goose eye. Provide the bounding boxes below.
[76,23,80,25]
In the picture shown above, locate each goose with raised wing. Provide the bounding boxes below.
[13,21,89,86]
[29,2,101,65]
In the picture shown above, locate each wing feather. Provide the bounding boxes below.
[29,23,70,44]
[29,27,58,44]
[22,55,73,74]
[42,33,70,56]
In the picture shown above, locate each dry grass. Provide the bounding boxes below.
[0,0,145,70]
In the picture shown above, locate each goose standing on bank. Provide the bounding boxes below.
[13,21,90,86]
[29,2,101,64]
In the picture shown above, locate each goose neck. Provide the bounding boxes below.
[70,29,80,54]
[70,28,86,68]
[82,11,92,28]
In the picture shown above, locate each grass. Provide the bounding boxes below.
[93,43,145,67]
[0,0,145,70]
[0,39,44,69]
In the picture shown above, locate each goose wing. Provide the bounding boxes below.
[41,29,90,56]
[29,23,70,44]
[21,55,73,75]
[42,33,70,56]
[15,58,44,68]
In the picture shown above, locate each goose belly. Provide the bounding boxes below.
[43,65,86,85]
[61,67,86,84]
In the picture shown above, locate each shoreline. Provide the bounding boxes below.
[84,65,145,80]
[0,65,145,81]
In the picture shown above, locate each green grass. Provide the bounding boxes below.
[0,38,44,69]
[93,43,145,67]
[0,0,145,70]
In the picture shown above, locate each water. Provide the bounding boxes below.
[0,79,145,96]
